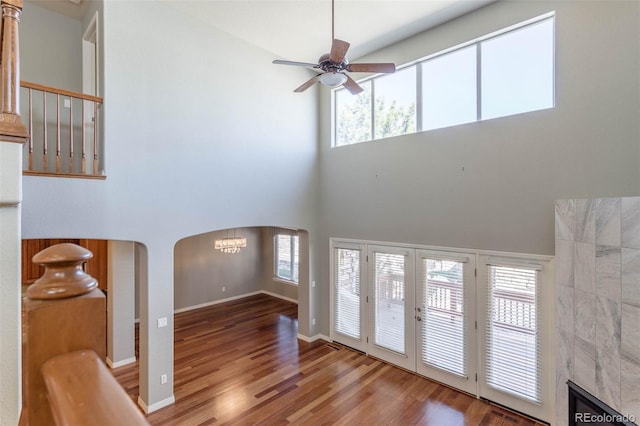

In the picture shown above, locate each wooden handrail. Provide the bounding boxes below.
[21,80,103,104]
[42,350,149,426]
[21,80,104,177]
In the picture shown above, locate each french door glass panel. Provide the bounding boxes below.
[368,246,415,370]
[334,248,361,339]
[422,258,464,374]
[374,252,405,353]
[486,264,540,402]
[416,251,476,395]
[478,256,551,422]
[331,243,367,352]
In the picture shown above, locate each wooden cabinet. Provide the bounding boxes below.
[22,239,109,290]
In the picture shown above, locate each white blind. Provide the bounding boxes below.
[373,252,405,354]
[421,258,466,377]
[486,264,540,403]
[334,248,361,339]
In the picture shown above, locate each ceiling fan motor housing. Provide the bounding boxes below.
[318,53,348,73]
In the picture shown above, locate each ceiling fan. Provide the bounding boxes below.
[272,0,396,95]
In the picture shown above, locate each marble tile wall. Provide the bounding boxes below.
[555,198,640,426]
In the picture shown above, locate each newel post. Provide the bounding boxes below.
[22,244,106,426]
[0,0,28,139]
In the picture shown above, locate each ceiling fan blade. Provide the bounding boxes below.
[343,75,363,95]
[329,39,350,64]
[273,59,319,68]
[294,75,321,93]
[346,63,396,73]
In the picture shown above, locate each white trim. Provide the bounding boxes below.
[173,291,262,314]
[272,276,299,287]
[297,333,330,343]
[106,356,136,369]
[329,237,553,262]
[261,290,298,305]
[274,234,300,284]
[174,290,298,314]
[137,395,175,414]
[484,257,544,270]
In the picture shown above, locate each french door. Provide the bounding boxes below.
[366,246,415,370]
[477,256,553,422]
[331,242,367,352]
[415,250,477,395]
[330,240,553,423]
[331,242,476,389]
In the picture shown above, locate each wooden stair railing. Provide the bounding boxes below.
[22,243,148,425]
[21,81,105,179]
[42,350,148,426]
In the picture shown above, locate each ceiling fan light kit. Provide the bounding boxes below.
[273,0,396,94]
[319,72,348,88]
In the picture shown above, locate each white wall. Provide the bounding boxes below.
[107,240,136,368]
[0,142,23,426]
[20,2,82,90]
[314,0,640,336]
[20,0,318,410]
[174,227,301,311]
[174,227,263,310]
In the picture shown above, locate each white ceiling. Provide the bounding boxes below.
[26,0,493,60]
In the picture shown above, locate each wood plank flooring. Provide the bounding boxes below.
[113,294,545,425]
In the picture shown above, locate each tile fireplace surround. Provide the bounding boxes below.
[555,198,640,425]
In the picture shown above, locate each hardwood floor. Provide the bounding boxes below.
[113,294,544,425]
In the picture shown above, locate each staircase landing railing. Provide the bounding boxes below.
[21,81,104,179]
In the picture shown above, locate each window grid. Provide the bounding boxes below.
[416,63,423,132]
[476,44,482,121]
[333,12,554,147]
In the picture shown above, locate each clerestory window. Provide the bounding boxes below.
[333,13,555,147]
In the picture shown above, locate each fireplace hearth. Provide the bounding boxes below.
[568,381,637,426]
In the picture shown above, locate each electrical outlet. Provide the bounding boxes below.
[157,317,167,328]
[312,318,316,326]
[222,286,226,292]
[64,99,71,108]
[312,281,316,288]
[160,374,167,384]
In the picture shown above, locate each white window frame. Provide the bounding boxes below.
[274,234,299,285]
[332,11,555,147]
[477,253,554,422]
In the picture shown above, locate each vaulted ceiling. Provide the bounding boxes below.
[26,0,493,60]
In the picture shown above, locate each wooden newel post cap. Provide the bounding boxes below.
[26,243,98,300]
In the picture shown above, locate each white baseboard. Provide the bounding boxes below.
[174,291,262,314]
[106,356,136,369]
[297,333,330,343]
[260,290,298,304]
[138,395,175,414]
[174,290,298,314]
